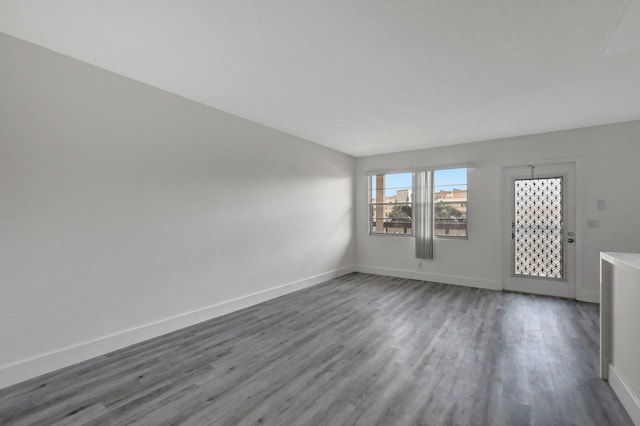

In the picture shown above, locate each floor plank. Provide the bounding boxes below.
[0,273,632,425]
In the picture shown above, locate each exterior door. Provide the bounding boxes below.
[502,163,576,298]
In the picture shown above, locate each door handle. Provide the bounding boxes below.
[567,238,575,243]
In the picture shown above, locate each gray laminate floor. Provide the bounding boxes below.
[0,273,632,425]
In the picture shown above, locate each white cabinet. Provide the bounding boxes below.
[601,252,640,425]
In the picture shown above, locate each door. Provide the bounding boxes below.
[502,163,576,298]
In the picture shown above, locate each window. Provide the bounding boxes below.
[369,172,413,235]
[369,167,468,240]
[434,168,468,238]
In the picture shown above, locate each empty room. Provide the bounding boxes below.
[1,2,640,425]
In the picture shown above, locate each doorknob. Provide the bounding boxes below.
[567,231,575,243]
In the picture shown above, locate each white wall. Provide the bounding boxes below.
[0,33,355,387]
[356,121,640,301]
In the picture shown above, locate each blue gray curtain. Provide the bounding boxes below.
[414,171,434,259]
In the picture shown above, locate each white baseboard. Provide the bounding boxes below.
[356,265,501,291]
[608,364,640,425]
[576,289,599,304]
[0,265,356,390]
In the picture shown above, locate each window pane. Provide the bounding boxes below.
[434,202,467,237]
[370,172,413,235]
[434,168,467,238]
[371,203,413,235]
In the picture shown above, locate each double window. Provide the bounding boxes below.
[368,168,468,239]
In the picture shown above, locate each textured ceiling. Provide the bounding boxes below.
[1,1,640,156]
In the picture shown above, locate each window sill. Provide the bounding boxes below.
[435,236,469,241]
[369,233,414,237]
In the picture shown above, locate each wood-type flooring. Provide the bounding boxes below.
[0,273,632,425]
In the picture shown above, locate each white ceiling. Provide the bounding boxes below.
[1,1,640,157]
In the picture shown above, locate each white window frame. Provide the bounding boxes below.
[367,171,414,237]
[433,167,469,240]
[367,164,472,241]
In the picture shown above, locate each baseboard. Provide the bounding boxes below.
[576,289,599,304]
[0,265,356,390]
[356,265,501,291]
[608,363,640,425]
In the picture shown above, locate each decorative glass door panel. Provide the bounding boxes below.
[502,163,575,299]
[513,177,563,279]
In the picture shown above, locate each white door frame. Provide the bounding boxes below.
[499,159,583,299]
